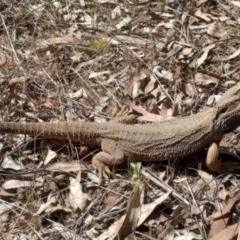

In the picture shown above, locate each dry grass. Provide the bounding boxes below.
[0,0,240,239]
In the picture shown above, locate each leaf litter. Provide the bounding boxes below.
[0,0,240,239]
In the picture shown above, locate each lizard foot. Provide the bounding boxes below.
[91,140,124,184]
[207,159,240,172]
[112,105,129,118]
[219,161,240,172]
[92,159,111,184]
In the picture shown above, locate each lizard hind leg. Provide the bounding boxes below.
[92,139,125,184]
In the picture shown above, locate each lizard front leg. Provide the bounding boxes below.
[206,141,222,171]
[92,138,125,184]
[206,141,240,171]
[112,114,138,124]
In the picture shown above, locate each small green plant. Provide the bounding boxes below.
[130,162,143,187]
[192,62,199,71]
[187,62,199,74]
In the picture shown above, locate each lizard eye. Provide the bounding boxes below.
[217,106,228,118]
[219,106,228,113]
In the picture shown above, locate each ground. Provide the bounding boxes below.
[0,0,240,239]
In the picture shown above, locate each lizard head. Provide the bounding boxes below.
[214,82,240,133]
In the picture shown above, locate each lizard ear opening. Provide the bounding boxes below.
[218,106,228,113]
[216,106,229,119]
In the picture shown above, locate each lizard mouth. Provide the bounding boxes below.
[215,102,240,133]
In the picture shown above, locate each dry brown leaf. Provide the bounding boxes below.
[223,80,237,87]
[46,161,85,172]
[0,187,16,197]
[208,186,233,238]
[111,187,141,239]
[104,193,118,205]
[187,192,239,232]
[207,94,215,105]
[125,99,175,122]
[137,191,171,226]
[196,0,209,7]
[78,146,91,158]
[144,75,156,94]
[0,203,12,215]
[76,168,81,182]
[88,71,110,79]
[3,180,43,189]
[189,24,210,30]
[36,36,81,49]
[65,89,85,98]
[159,225,176,239]
[69,177,88,211]
[209,193,240,220]
[207,22,228,38]
[112,5,121,19]
[231,1,240,7]
[70,52,84,62]
[24,111,38,120]
[125,99,149,116]
[222,63,240,77]
[35,193,59,215]
[68,192,78,210]
[196,169,216,189]
[79,0,85,6]
[181,47,192,56]
[194,72,219,85]
[194,8,211,22]
[9,76,27,85]
[161,98,173,116]
[151,85,161,99]
[106,190,171,240]
[208,193,240,239]
[184,83,195,97]
[129,70,147,98]
[75,54,106,70]
[153,66,173,81]
[44,149,57,165]
[110,35,164,49]
[217,184,229,201]
[209,223,239,240]
[1,154,23,171]
[188,16,196,25]
[191,44,216,67]
[45,205,72,214]
[221,47,240,61]
[38,99,57,109]
[52,222,82,240]
[0,54,6,66]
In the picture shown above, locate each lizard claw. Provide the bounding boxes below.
[92,159,111,184]
[113,105,129,118]
[220,161,240,171]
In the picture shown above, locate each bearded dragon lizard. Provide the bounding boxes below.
[1,82,240,182]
